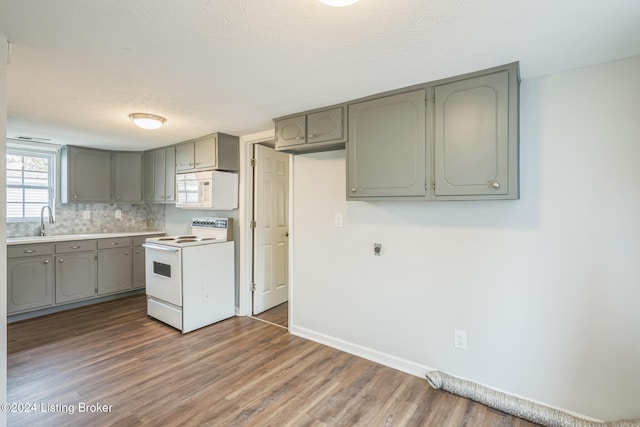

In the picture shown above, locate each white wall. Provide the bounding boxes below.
[289,56,640,421]
[1,37,8,427]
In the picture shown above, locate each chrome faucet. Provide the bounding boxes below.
[40,205,54,236]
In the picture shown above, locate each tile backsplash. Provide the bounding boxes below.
[7,202,165,238]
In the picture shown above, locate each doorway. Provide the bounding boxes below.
[251,143,290,326]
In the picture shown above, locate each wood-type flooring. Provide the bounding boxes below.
[7,295,540,426]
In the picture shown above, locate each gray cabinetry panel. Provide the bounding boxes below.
[143,147,176,203]
[8,255,54,313]
[98,248,133,295]
[275,116,306,148]
[434,70,515,198]
[275,107,346,153]
[308,107,344,145]
[347,89,427,199]
[176,133,239,172]
[61,146,111,202]
[55,252,97,304]
[112,152,142,202]
[132,245,145,289]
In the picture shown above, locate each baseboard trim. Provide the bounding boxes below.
[289,324,602,423]
[289,324,435,378]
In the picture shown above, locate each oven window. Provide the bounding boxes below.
[153,262,172,278]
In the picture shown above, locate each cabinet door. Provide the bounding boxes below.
[275,116,306,148]
[434,71,510,197]
[55,252,97,304]
[347,90,427,198]
[98,248,132,295]
[194,134,217,169]
[175,142,195,171]
[307,107,344,144]
[153,149,166,202]
[143,151,155,202]
[164,146,176,202]
[68,147,111,202]
[113,152,142,202]
[132,245,145,289]
[7,256,54,313]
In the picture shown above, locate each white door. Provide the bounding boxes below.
[253,144,289,315]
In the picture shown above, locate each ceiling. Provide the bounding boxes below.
[1,0,639,151]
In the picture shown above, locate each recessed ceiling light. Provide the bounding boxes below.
[319,0,360,7]
[128,113,166,130]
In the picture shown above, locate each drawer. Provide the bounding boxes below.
[8,243,54,258]
[55,240,98,254]
[98,237,132,249]
[133,234,164,246]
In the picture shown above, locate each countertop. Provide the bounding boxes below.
[7,231,165,245]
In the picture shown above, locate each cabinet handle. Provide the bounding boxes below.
[73,195,78,199]
[351,187,357,192]
[116,195,121,200]
[189,161,194,166]
[44,259,49,264]
[71,245,81,249]
[136,250,140,254]
[24,249,35,254]
[125,252,129,255]
[295,136,304,140]
[490,181,501,189]
[309,133,317,139]
[59,259,64,263]
[111,242,119,246]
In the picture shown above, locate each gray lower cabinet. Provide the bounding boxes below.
[55,252,97,304]
[54,240,98,304]
[143,146,176,203]
[7,244,54,314]
[61,146,111,202]
[347,90,427,199]
[112,151,142,202]
[275,107,346,153]
[433,69,518,199]
[97,237,133,296]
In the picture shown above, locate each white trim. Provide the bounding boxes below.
[7,138,61,153]
[289,324,602,423]
[238,129,276,316]
[289,324,435,378]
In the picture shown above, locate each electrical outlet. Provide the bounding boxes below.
[334,213,343,228]
[83,210,91,220]
[115,210,122,219]
[454,330,468,350]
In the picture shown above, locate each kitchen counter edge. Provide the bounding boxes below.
[7,231,165,245]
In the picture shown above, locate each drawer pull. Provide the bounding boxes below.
[44,259,49,264]
[59,259,64,263]
[71,245,81,249]
[125,252,129,255]
[111,242,119,246]
[24,249,36,254]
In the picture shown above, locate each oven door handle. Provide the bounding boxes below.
[142,244,179,253]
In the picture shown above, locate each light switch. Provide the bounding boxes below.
[334,213,343,228]
[115,210,122,219]
[83,210,91,219]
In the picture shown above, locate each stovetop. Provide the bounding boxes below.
[145,217,233,248]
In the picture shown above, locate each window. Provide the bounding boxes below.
[7,149,55,221]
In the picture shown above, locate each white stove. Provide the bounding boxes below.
[144,217,235,333]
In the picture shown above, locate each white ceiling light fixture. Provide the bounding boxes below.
[318,0,359,7]
[128,113,166,130]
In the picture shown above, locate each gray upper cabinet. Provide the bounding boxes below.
[144,146,176,203]
[176,133,239,172]
[112,151,142,202]
[61,146,111,202]
[347,90,427,199]
[275,107,346,153]
[275,116,306,148]
[433,69,518,199]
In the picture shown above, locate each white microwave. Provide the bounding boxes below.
[175,170,238,210]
